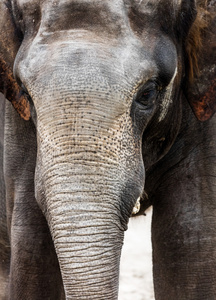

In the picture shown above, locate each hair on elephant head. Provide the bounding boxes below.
[0,0,216,299]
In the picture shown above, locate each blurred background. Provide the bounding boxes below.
[119,208,155,300]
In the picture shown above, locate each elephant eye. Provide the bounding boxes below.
[21,84,28,95]
[136,81,159,108]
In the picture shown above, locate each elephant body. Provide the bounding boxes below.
[0,0,216,299]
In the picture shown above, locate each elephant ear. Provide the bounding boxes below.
[0,0,30,121]
[184,1,216,122]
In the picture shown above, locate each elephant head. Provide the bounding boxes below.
[0,0,215,299]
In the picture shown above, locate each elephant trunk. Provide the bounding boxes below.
[36,162,126,299]
[51,199,123,299]
[33,72,144,298]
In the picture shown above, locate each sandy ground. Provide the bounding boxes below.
[119,208,155,300]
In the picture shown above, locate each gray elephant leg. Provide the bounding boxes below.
[9,196,64,299]
[4,104,64,299]
[151,116,216,300]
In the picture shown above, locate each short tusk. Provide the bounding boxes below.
[132,197,141,215]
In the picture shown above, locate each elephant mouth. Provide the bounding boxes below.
[132,197,141,215]
[132,192,151,217]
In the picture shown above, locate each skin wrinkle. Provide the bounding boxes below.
[150,141,204,194]
[158,67,178,122]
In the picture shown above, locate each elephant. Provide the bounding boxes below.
[0,0,216,299]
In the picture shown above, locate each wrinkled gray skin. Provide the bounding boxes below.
[0,0,216,299]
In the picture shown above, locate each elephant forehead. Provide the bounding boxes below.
[13,0,182,36]
[40,1,125,36]
[16,29,158,96]
[14,0,127,37]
